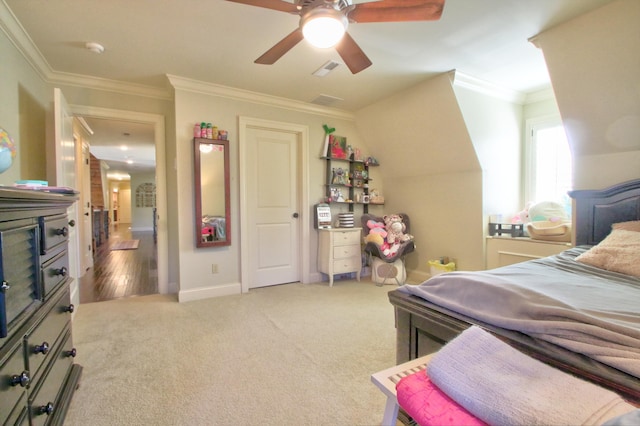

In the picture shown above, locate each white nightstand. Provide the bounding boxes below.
[318,228,362,286]
[486,236,572,269]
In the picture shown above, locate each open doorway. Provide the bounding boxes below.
[71,106,168,302]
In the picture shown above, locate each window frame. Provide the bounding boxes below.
[523,114,572,207]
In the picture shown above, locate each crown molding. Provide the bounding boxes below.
[0,1,53,80]
[524,87,556,104]
[451,70,527,104]
[167,74,355,121]
[1,1,172,100]
[50,71,172,100]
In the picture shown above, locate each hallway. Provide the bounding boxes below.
[78,223,158,303]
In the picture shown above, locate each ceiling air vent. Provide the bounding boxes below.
[313,60,341,77]
[310,94,344,107]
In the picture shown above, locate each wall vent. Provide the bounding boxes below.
[313,60,341,77]
[310,94,344,107]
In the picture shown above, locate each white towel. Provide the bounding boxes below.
[427,326,637,426]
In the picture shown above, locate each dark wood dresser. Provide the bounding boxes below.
[0,187,82,425]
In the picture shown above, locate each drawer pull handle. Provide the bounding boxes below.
[55,267,68,277]
[55,226,68,237]
[64,304,75,314]
[10,371,30,388]
[66,348,77,358]
[34,341,50,355]
[1,281,9,292]
[39,402,54,416]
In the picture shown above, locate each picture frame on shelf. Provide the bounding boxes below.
[329,134,348,159]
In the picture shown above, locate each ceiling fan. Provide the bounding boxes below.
[226,0,445,74]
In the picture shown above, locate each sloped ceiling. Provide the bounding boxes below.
[533,0,640,158]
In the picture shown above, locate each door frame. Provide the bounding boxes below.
[70,105,169,295]
[238,116,310,293]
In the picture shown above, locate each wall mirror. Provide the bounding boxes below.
[194,137,231,247]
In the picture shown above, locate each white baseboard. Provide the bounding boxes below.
[308,272,324,283]
[178,282,241,302]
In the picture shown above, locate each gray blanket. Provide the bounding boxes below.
[398,247,640,377]
[427,326,637,426]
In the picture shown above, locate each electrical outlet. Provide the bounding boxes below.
[211,264,218,274]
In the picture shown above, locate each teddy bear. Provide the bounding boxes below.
[383,214,412,245]
[381,214,414,257]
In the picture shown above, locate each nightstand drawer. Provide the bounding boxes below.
[332,244,360,259]
[333,230,361,246]
[333,257,360,273]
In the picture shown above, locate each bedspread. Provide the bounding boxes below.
[398,247,640,377]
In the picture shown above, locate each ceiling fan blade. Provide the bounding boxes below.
[225,0,298,13]
[335,33,372,74]
[255,28,304,65]
[348,0,445,23]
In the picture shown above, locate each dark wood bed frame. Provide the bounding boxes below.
[388,178,640,404]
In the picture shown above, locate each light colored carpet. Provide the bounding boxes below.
[65,280,399,426]
[110,240,140,250]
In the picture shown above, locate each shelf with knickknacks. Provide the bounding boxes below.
[320,125,383,214]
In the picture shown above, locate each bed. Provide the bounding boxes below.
[388,178,640,413]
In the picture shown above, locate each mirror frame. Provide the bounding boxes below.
[194,137,231,248]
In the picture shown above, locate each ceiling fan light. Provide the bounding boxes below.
[301,8,347,49]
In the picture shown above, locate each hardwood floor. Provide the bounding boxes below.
[78,223,158,304]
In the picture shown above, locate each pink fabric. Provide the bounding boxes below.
[396,371,487,426]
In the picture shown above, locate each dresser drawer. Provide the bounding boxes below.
[332,257,360,274]
[332,244,360,259]
[28,329,74,426]
[39,215,69,255]
[1,338,29,422]
[41,249,69,297]
[5,392,28,425]
[0,224,40,338]
[332,230,361,246]
[25,286,71,386]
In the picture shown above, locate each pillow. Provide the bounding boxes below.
[575,229,640,277]
[612,220,640,233]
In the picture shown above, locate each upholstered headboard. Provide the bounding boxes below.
[569,179,640,246]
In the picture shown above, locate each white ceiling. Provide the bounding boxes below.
[4,0,617,176]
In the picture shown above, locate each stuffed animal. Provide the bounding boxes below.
[383,214,413,246]
[364,219,387,246]
[511,202,533,224]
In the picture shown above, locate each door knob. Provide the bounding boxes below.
[292,212,299,218]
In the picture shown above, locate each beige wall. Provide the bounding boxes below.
[0,29,50,185]
[356,72,486,279]
[130,172,156,231]
[171,82,373,299]
[533,0,640,190]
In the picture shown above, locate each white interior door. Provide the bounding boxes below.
[246,127,300,288]
[52,88,81,304]
[118,188,132,223]
[80,141,93,272]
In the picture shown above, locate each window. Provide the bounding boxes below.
[524,116,573,214]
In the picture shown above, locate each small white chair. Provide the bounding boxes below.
[370,354,434,426]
